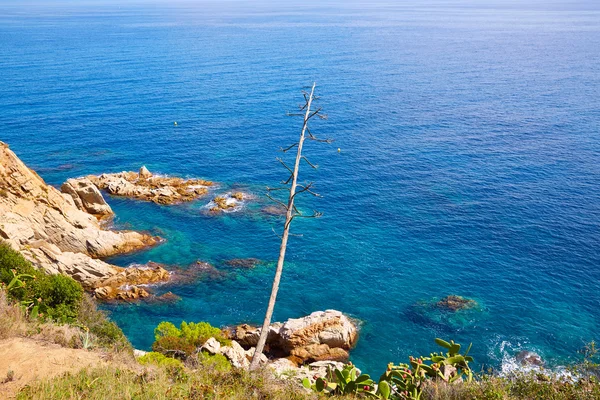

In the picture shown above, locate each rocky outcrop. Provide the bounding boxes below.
[60,177,113,217]
[208,192,248,213]
[87,169,212,205]
[230,310,358,364]
[0,141,167,300]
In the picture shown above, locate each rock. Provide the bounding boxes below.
[279,310,358,352]
[201,337,221,355]
[208,192,248,213]
[268,358,298,375]
[88,170,212,205]
[139,166,152,179]
[244,347,268,366]
[60,178,113,216]
[440,364,458,381]
[436,295,477,312]
[133,349,148,358]
[224,258,261,269]
[231,323,283,348]
[221,341,250,369]
[290,344,349,363]
[232,192,244,201]
[261,205,287,216]
[231,310,358,365]
[516,351,544,367]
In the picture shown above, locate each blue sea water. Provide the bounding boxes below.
[1,0,600,374]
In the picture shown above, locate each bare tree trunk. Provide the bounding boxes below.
[250,83,316,370]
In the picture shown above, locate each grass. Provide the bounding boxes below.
[16,364,316,400]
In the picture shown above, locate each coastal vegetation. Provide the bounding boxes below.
[1,240,599,399]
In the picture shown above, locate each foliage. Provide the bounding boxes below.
[303,363,378,396]
[152,335,196,359]
[0,242,82,323]
[152,319,231,362]
[154,320,229,346]
[198,351,232,372]
[139,351,187,380]
[303,338,474,399]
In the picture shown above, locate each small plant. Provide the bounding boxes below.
[3,369,14,383]
[378,338,474,399]
[80,326,94,350]
[302,363,379,397]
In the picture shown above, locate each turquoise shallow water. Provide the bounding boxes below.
[1,0,600,374]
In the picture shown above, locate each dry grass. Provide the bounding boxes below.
[17,363,317,400]
[0,289,26,339]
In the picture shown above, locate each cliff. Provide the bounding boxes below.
[0,141,168,299]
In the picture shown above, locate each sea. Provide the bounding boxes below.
[1,0,599,375]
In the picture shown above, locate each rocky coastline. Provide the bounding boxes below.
[0,141,361,370]
[0,141,168,300]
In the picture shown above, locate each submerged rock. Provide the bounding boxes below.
[436,295,477,312]
[208,192,248,213]
[225,258,262,269]
[87,170,212,205]
[516,351,544,367]
[261,205,287,216]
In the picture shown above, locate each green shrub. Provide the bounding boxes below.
[139,351,184,369]
[0,242,82,323]
[199,351,232,372]
[154,321,180,341]
[154,320,230,346]
[152,336,196,359]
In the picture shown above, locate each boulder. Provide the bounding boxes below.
[221,341,250,369]
[231,310,358,365]
[60,177,113,216]
[201,337,221,355]
[279,310,358,352]
[290,344,349,363]
[244,347,268,366]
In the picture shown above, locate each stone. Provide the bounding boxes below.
[208,192,248,213]
[516,351,544,367]
[139,166,152,179]
[60,178,113,216]
[133,349,148,358]
[221,340,250,369]
[290,344,349,363]
[200,337,221,355]
[268,358,298,375]
[244,347,268,366]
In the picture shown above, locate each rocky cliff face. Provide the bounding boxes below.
[0,141,168,299]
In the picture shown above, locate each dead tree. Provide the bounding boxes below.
[250,82,330,369]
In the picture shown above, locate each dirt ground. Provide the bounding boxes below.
[0,338,105,399]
